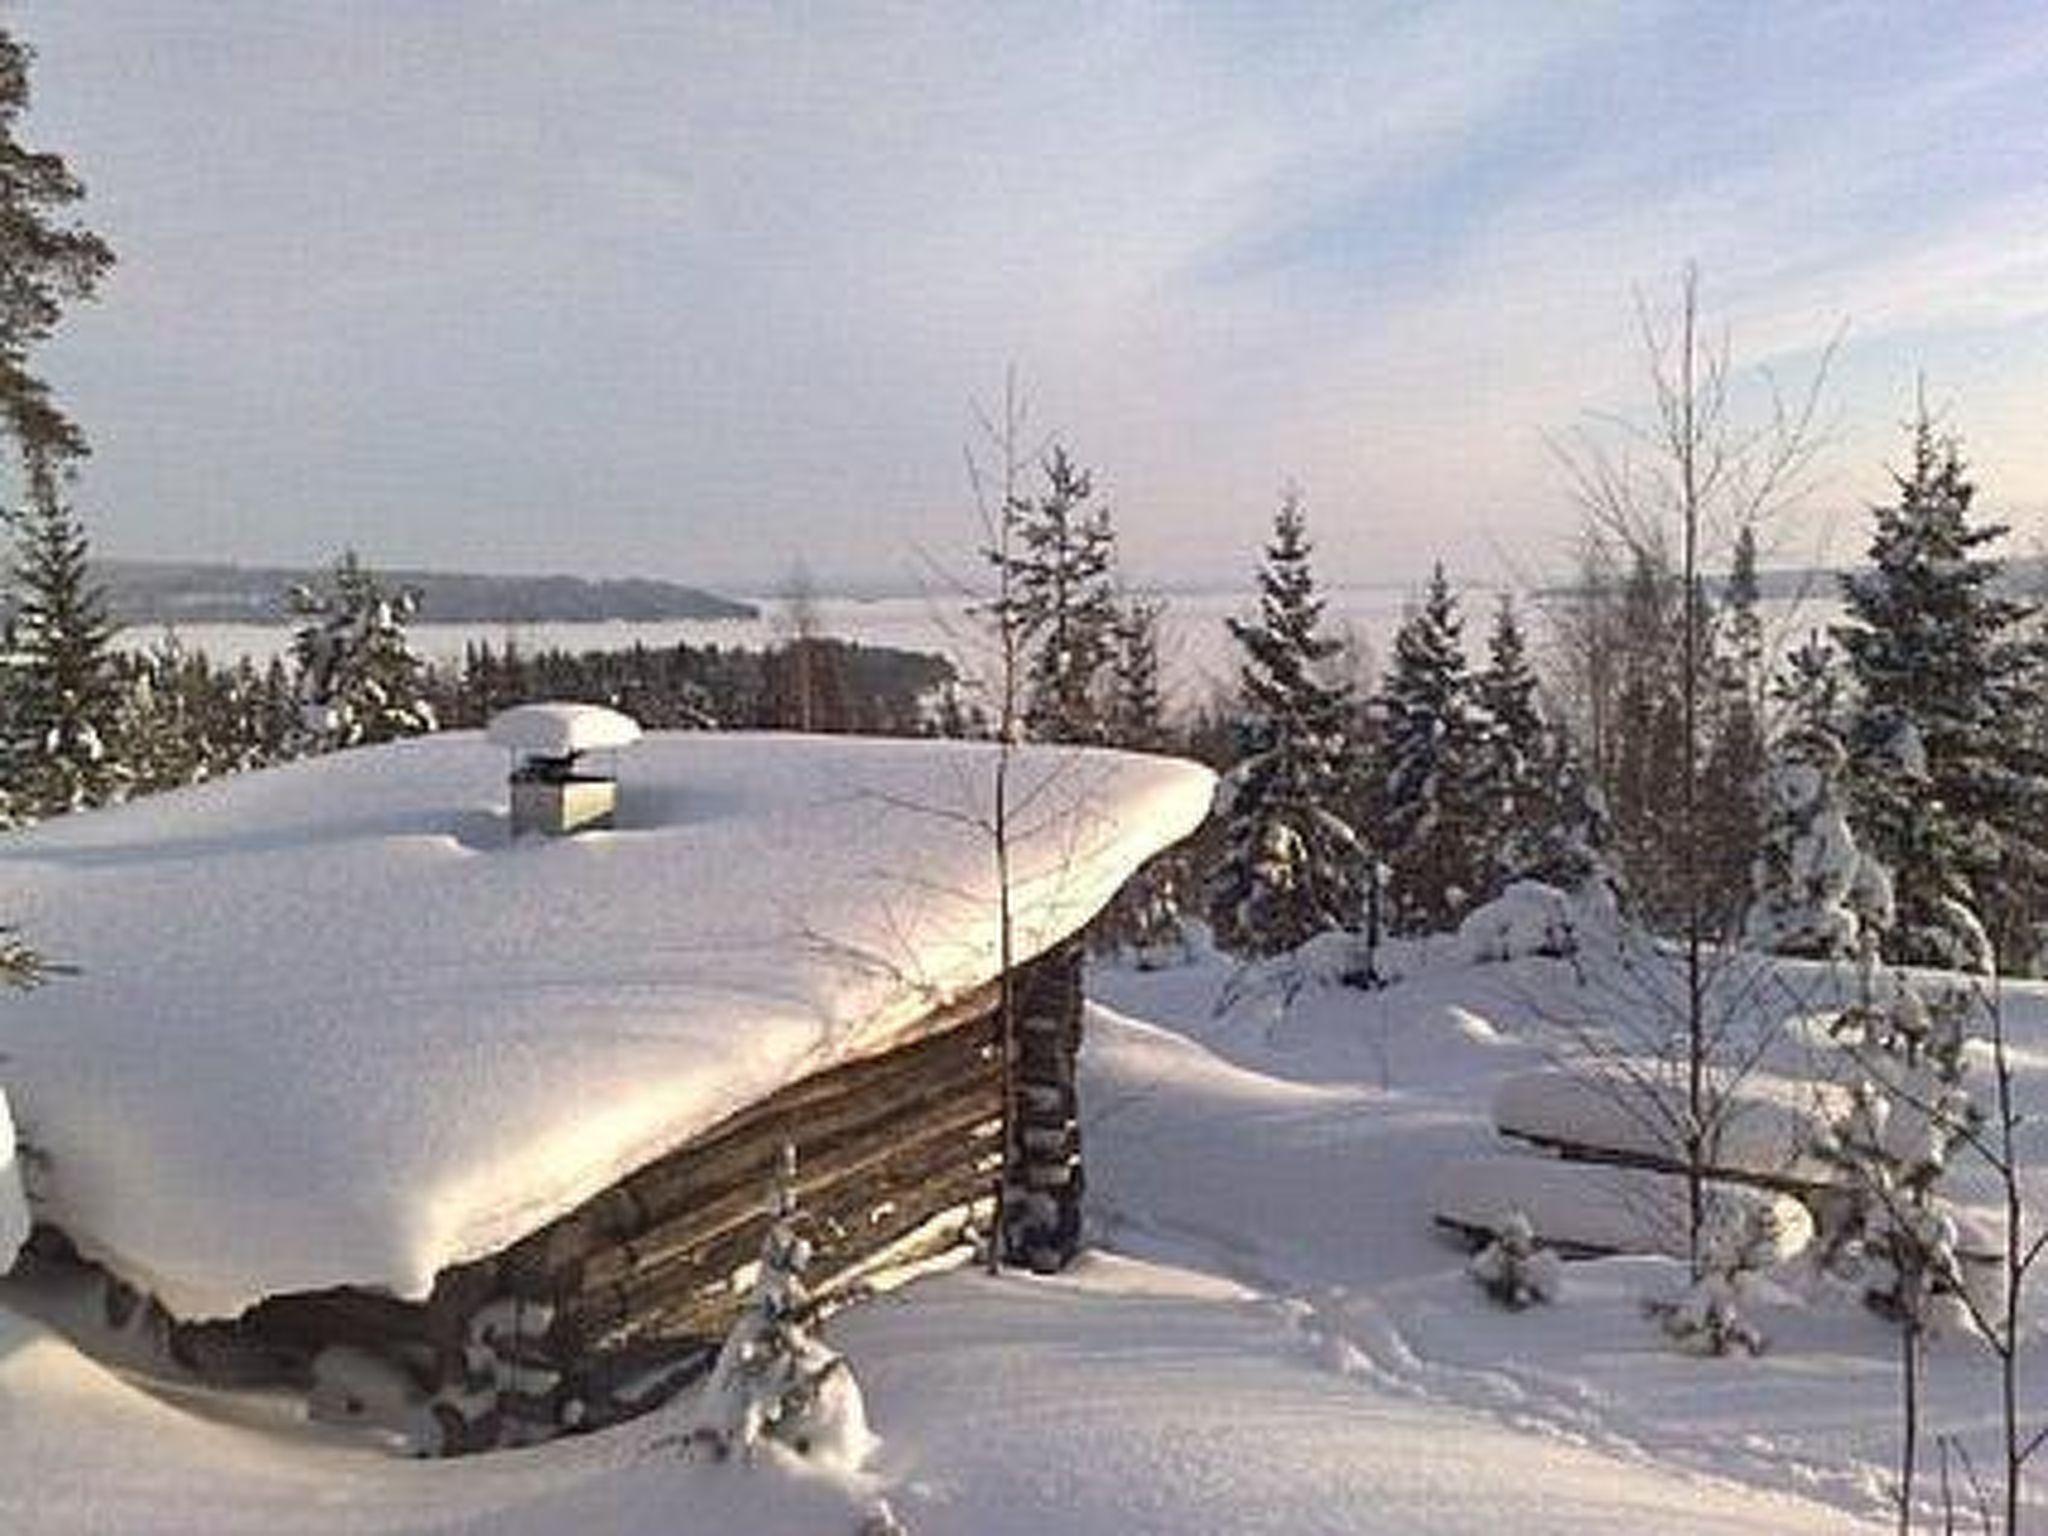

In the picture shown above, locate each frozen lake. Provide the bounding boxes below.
[122,583,1838,714]
[121,586,1419,712]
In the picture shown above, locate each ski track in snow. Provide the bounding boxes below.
[1093,1194,1891,1525]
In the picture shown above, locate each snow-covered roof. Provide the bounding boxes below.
[0,732,1213,1319]
[485,702,642,758]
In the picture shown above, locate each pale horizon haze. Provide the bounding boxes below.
[14,2,2048,597]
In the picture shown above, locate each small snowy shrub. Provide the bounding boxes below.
[689,1146,877,1472]
[1468,1212,1562,1310]
[1647,1199,1785,1356]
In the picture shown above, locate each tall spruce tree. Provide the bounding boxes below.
[1472,594,1550,891]
[1701,524,1768,924]
[0,23,114,836]
[1605,544,1693,930]
[1002,446,1118,744]
[4,479,122,817]
[1208,493,1362,956]
[1378,564,1484,934]
[1836,409,2048,973]
[1106,593,1167,751]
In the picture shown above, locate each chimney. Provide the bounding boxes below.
[487,703,642,837]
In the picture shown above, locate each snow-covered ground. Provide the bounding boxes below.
[0,1253,1876,1536]
[15,905,2048,1530]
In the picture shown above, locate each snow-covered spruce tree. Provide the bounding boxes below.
[1743,664,1892,959]
[229,655,298,771]
[999,445,1119,745]
[1378,564,1485,935]
[1836,408,2048,974]
[0,21,111,958]
[1776,629,1843,745]
[116,634,218,797]
[1471,593,1553,893]
[1468,1212,1562,1310]
[1817,987,1978,1324]
[689,1145,875,1468]
[1814,984,1979,1532]
[1502,722,1621,919]
[1208,492,1363,957]
[286,551,438,753]
[3,471,125,818]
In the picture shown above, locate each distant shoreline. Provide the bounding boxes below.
[90,558,759,627]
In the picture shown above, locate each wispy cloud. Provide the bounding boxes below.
[16,1,2048,589]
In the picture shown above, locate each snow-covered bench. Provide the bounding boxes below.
[1491,1065,1847,1193]
[1482,1065,2007,1318]
[1430,1153,1814,1262]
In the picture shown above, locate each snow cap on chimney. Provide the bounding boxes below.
[488,703,642,837]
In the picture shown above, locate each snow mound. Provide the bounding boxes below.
[486,702,642,757]
[1431,1154,1813,1262]
[0,732,1213,1319]
[1457,880,1579,963]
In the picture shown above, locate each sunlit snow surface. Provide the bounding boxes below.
[0,732,1212,1317]
[18,813,2048,1530]
[0,1256,1880,1536]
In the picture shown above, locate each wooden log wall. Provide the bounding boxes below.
[166,942,1087,1453]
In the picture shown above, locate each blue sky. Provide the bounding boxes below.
[15,2,2048,593]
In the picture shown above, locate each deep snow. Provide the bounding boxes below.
[0,1254,1881,1535]
[14,862,2048,1529]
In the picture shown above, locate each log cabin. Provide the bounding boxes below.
[0,711,1213,1452]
